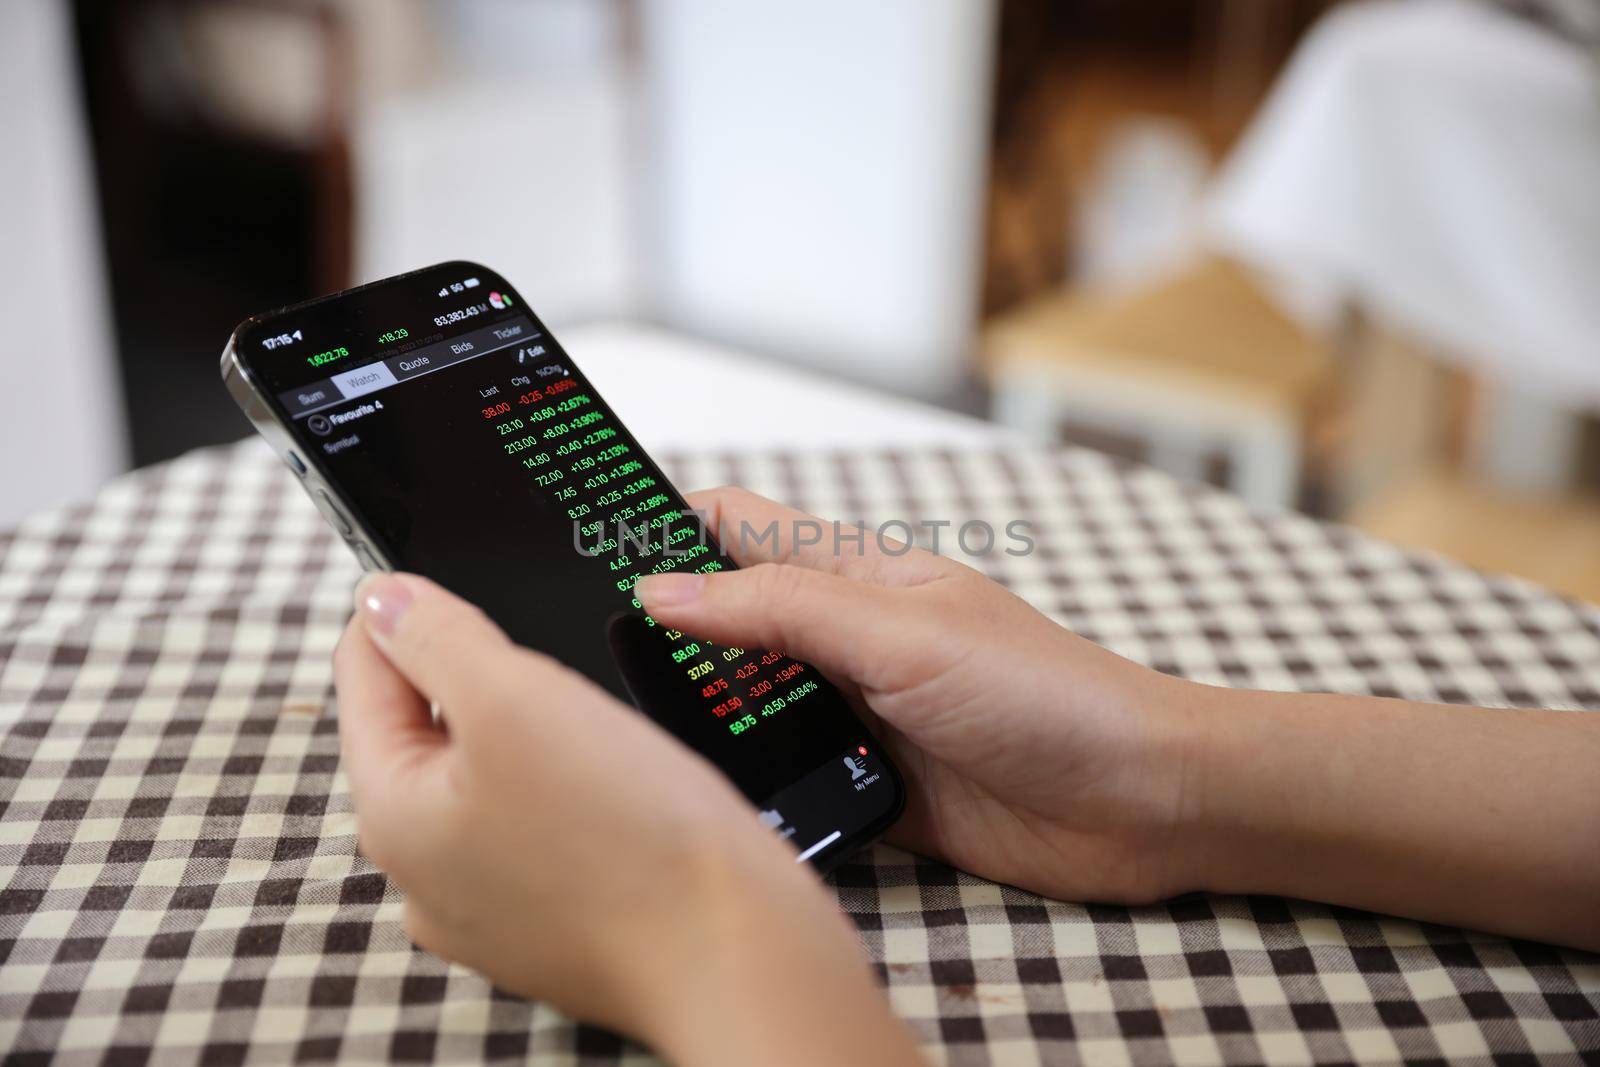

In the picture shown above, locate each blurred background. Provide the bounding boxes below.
[4,0,1599,601]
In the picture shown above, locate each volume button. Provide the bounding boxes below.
[285,451,307,476]
[351,542,382,573]
[315,489,353,536]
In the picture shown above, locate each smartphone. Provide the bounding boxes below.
[221,261,904,871]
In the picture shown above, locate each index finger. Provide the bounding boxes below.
[684,485,947,585]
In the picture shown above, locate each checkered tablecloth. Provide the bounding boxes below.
[2,440,1597,1066]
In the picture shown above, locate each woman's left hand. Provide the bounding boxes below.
[332,573,924,1067]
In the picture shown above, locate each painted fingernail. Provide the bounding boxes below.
[636,572,705,606]
[354,574,412,636]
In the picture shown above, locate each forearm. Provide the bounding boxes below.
[1181,685,1600,950]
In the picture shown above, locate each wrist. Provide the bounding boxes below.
[1136,683,1600,950]
[631,828,923,1067]
[611,826,907,1066]
[1159,680,1284,898]
[603,823,797,1043]
[1166,683,1349,901]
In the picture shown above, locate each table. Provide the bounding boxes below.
[3,434,1598,1063]
[564,322,1012,452]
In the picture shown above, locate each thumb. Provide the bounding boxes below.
[636,564,920,690]
[353,572,522,722]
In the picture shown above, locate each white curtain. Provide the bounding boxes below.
[1207,0,1600,408]
[0,0,126,525]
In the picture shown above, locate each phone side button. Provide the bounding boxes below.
[350,542,383,573]
[285,451,307,476]
[315,489,353,536]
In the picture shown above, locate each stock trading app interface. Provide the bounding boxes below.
[236,265,900,867]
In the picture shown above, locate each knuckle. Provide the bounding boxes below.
[516,648,615,712]
[490,648,545,698]
[503,645,560,687]
[686,485,744,535]
[462,597,497,630]
[400,620,439,662]
[721,485,762,510]
[471,647,562,718]
[748,562,804,605]
[688,483,735,506]
[407,583,498,638]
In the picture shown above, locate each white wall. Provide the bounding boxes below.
[0,0,126,525]
[353,0,640,325]
[639,0,997,399]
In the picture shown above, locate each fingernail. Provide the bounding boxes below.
[355,574,412,637]
[636,572,705,606]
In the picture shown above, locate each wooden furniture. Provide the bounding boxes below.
[984,256,1331,510]
[1352,471,1600,606]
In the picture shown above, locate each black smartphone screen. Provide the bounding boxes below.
[229,261,903,870]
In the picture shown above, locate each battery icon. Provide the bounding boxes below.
[463,277,480,289]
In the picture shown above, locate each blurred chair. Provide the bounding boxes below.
[985,257,1332,510]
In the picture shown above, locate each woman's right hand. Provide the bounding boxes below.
[637,487,1210,905]
[641,488,1600,953]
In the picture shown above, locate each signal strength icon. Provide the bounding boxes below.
[437,287,449,298]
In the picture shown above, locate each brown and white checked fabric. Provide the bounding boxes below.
[1,439,1597,1066]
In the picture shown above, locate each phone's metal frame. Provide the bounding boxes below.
[220,335,394,575]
